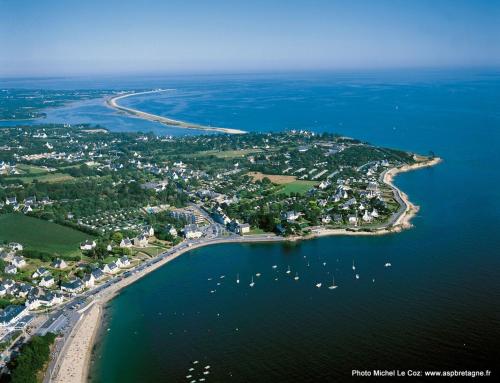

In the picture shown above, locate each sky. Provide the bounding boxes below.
[1,0,499,76]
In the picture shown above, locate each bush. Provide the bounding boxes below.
[8,333,57,383]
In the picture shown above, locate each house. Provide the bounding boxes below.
[22,205,33,214]
[80,240,97,251]
[238,223,251,234]
[143,225,155,237]
[165,225,177,237]
[348,215,358,226]
[183,224,203,239]
[134,234,148,247]
[39,275,55,288]
[0,285,7,296]
[26,293,63,310]
[51,258,67,269]
[0,305,28,327]
[11,256,26,268]
[103,262,119,274]
[120,238,133,248]
[119,256,130,267]
[32,267,50,279]
[281,211,300,222]
[61,279,84,294]
[362,210,373,222]
[4,265,17,274]
[321,215,332,224]
[24,196,36,206]
[9,242,23,251]
[91,268,105,281]
[83,274,95,288]
[5,197,17,206]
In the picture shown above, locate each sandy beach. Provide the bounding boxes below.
[106,90,247,134]
[49,157,441,383]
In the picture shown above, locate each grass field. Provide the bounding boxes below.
[185,148,265,159]
[16,164,51,175]
[247,172,297,184]
[276,180,318,195]
[0,214,91,256]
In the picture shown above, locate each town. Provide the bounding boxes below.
[0,123,430,374]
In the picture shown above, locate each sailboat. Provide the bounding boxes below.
[384,262,392,267]
[355,273,360,280]
[249,276,255,287]
[294,272,299,281]
[315,282,322,288]
[286,265,291,274]
[328,276,337,289]
[236,273,240,284]
[352,260,356,271]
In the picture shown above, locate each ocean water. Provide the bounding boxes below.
[3,71,500,380]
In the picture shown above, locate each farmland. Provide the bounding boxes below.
[0,214,91,257]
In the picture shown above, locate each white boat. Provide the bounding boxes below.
[272,265,277,269]
[220,275,225,279]
[186,375,192,379]
[193,360,199,364]
[307,261,310,267]
[328,277,337,289]
[384,262,392,267]
[236,273,240,284]
[294,272,299,281]
[286,266,291,274]
[256,273,261,277]
[323,262,326,266]
[189,368,194,372]
[204,366,210,369]
[203,371,210,375]
[352,260,356,271]
[355,274,360,280]
[316,283,322,288]
[249,276,255,287]
[210,290,216,293]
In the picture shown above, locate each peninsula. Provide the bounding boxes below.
[106,90,247,134]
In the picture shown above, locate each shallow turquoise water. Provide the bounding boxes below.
[3,71,499,381]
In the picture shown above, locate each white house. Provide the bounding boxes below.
[183,224,203,239]
[83,274,95,288]
[9,242,23,251]
[51,258,67,269]
[120,238,133,248]
[103,262,119,274]
[80,240,97,251]
[11,256,26,268]
[32,267,50,279]
[38,275,55,288]
[348,215,358,226]
[133,234,148,247]
[4,265,17,274]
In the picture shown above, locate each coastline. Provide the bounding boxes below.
[106,90,247,135]
[51,156,441,383]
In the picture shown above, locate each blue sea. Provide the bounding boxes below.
[2,70,499,381]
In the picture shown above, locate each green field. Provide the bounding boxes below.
[0,214,91,256]
[6,172,73,184]
[277,180,318,195]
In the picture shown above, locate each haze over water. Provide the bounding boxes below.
[4,70,500,381]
